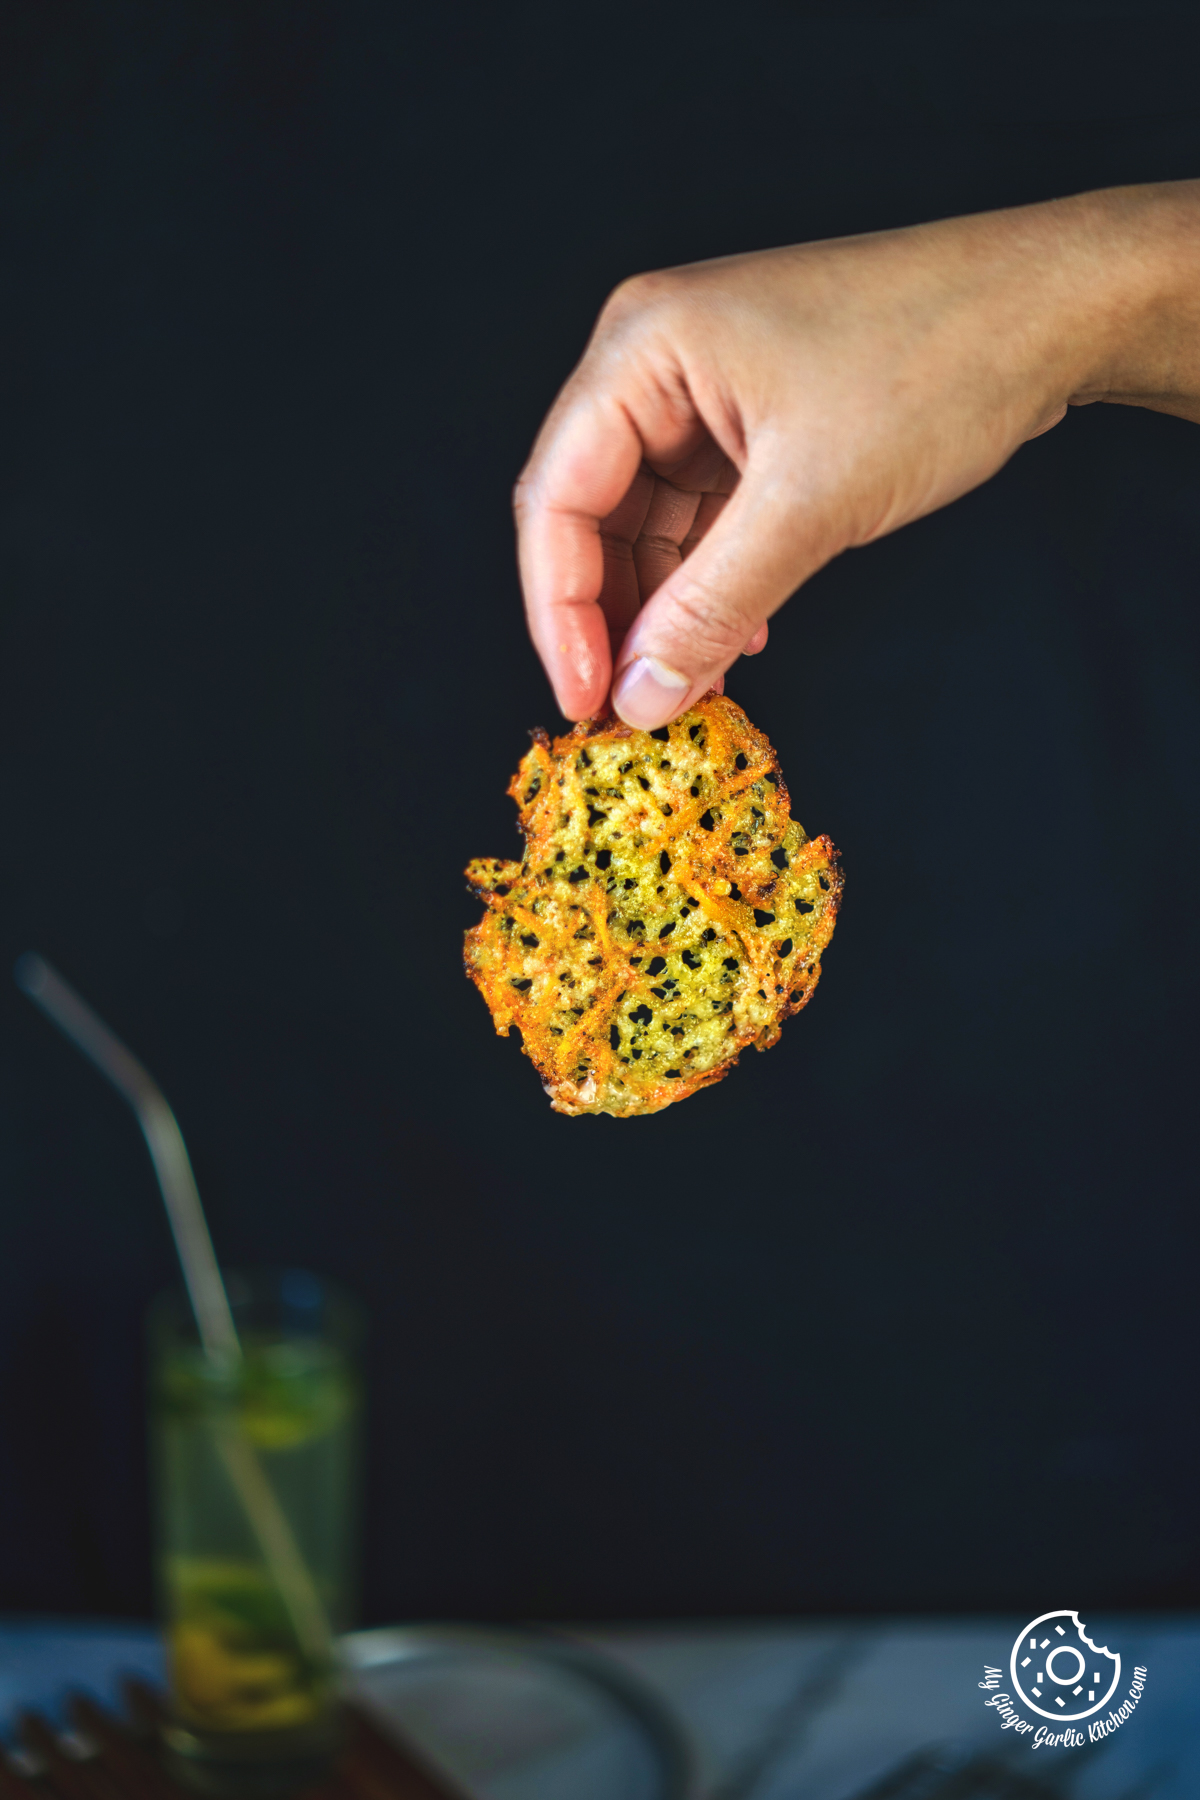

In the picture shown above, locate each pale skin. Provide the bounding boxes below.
[514,180,1200,730]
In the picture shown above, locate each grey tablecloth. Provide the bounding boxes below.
[2,1615,1195,1797]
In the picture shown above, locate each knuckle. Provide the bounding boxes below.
[600,266,681,328]
[664,582,755,663]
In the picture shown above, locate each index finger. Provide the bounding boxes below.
[514,386,646,719]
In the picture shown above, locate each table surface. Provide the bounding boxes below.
[1,1614,1195,1799]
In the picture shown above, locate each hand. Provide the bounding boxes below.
[514,181,1200,728]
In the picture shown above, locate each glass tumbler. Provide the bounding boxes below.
[149,1269,362,1797]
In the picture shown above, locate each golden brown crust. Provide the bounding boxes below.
[464,692,843,1116]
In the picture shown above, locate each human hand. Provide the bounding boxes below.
[514,181,1200,728]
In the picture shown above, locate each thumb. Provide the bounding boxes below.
[611,464,825,729]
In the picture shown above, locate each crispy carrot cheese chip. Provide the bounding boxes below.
[463,693,843,1117]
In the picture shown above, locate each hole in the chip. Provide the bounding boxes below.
[790,989,802,1002]
[688,724,700,739]
[623,878,636,889]
[627,919,645,935]
[629,956,643,964]
[587,807,608,826]
[659,851,671,875]
[778,938,793,957]
[637,775,651,790]
[646,956,667,975]
[753,909,775,927]
[819,875,830,890]
[595,849,612,869]
[658,921,676,938]
[632,1048,642,1059]
[524,778,541,802]
[690,785,700,797]
[584,786,599,796]
[765,770,779,785]
[510,978,533,991]
[669,1026,684,1037]
[650,986,667,998]
[520,933,539,947]
[796,898,814,914]
[681,950,701,969]
[609,1024,620,1050]
[620,761,633,773]
[735,752,748,770]
[650,727,670,741]
[757,988,766,999]
[771,847,788,870]
[629,1004,653,1026]
[548,1026,563,1036]
[568,867,589,883]
[701,927,716,942]
[494,884,510,895]
[580,749,593,766]
[666,1070,682,1078]
[555,850,565,862]
[588,956,602,966]
[729,882,743,901]
[699,810,715,831]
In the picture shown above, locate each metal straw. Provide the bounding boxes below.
[13,952,333,1670]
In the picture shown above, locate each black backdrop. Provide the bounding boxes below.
[3,1,1200,1624]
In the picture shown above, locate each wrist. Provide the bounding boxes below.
[1053,181,1200,415]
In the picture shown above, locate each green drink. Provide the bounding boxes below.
[150,1271,362,1794]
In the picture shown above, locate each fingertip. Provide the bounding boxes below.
[530,598,614,722]
[741,621,769,656]
[551,667,610,723]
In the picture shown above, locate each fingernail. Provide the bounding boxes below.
[612,656,691,729]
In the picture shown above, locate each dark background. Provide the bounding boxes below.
[3,0,1199,1625]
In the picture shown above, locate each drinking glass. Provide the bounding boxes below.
[149,1269,362,1796]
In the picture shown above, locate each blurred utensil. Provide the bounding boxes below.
[343,1624,698,1800]
[1,1689,456,1800]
